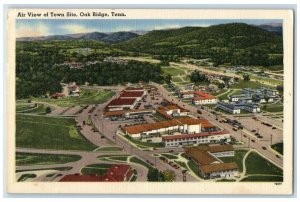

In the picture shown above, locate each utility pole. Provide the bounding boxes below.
[248,136,250,148]
[270,134,273,145]
[240,130,243,142]
[182,170,187,182]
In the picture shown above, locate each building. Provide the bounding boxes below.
[59,164,133,182]
[50,93,65,99]
[122,117,204,139]
[119,89,145,101]
[103,109,155,119]
[68,82,80,97]
[217,102,241,114]
[179,91,218,105]
[162,131,231,147]
[229,94,252,103]
[242,87,279,103]
[156,104,190,119]
[185,145,239,179]
[217,101,261,114]
[106,98,138,111]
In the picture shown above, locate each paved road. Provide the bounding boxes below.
[150,82,283,168]
[16,147,148,182]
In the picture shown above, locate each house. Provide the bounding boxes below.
[185,145,239,179]
[50,93,65,99]
[162,130,231,147]
[68,82,80,97]
[59,164,133,182]
[229,94,252,103]
[106,98,138,111]
[242,103,261,113]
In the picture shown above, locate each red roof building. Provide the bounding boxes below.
[59,164,133,182]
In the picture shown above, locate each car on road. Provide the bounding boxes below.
[276,155,281,158]
[251,139,255,142]
[243,135,247,138]
[251,129,256,132]
[272,127,277,129]
[233,127,238,131]
[258,135,263,138]
[262,146,267,150]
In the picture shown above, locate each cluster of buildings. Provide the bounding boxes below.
[105,88,145,111]
[216,87,279,114]
[178,91,218,105]
[185,145,239,179]
[60,164,133,182]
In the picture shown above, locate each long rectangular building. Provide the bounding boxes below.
[162,130,231,147]
[122,117,203,138]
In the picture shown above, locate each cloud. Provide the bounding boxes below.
[16,23,51,38]
[59,24,97,34]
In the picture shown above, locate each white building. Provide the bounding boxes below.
[217,102,241,114]
[162,131,231,147]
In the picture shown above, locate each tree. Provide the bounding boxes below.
[164,74,172,85]
[218,82,225,89]
[45,107,52,114]
[243,74,250,81]
[147,169,165,181]
[163,170,175,182]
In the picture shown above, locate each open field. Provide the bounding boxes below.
[233,80,270,89]
[16,153,81,166]
[32,89,115,107]
[162,66,185,76]
[245,152,283,176]
[262,102,283,113]
[16,114,97,151]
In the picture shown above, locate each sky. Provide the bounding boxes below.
[16,19,282,38]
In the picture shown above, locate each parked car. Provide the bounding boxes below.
[272,127,277,129]
[251,139,255,142]
[251,129,256,132]
[262,146,267,150]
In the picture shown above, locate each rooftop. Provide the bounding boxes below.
[107,98,137,107]
[59,164,132,182]
[120,91,144,98]
[201,162,239,174]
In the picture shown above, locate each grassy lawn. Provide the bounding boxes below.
[17,173,36,182]
[271,143,283,155]
[123,135,164,148]
[107,156,129,162]
[263,103,283,113]
[241,175,283,182]
[32,89,115,107]
[162,67,185,76]
[16,114,97,151]
[233,80,270,89]
[16,104,36,112]
[161,153,178,160]
[174,160,189,170]
[81,164,112,176]
[187,160,201,177]
[217,90,233,100]
[16,153,81,166]
[245,151,283,176]
[130,156,155,172]
[95,147,123,152]
[218,150,248,172]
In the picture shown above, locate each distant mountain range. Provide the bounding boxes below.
[255,24,282,35]
[17,31,140,43]
[16,23,282,43]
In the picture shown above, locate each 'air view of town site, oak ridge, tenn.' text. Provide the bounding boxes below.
[15,18,284,183]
